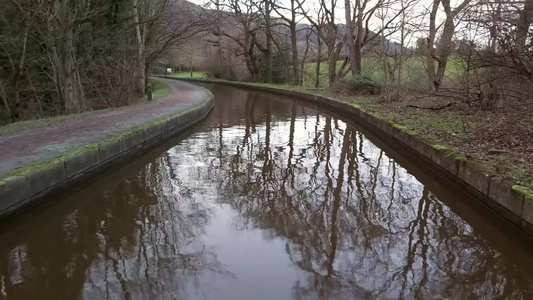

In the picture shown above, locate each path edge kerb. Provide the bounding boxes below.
[167,76,533,237]
[0,84,214,219]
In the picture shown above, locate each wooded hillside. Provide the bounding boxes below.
[0,0,202,124]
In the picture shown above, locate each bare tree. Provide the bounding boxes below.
[425,0,473,92]
[133,0,202,96]
[297,0,345,86]
[341,0,408,78]
[271,0,307,85]
[209,0,263,81]
[36,0,99,114]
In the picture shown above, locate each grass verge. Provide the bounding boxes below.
[170,72,206,79]
[150,78,172,100]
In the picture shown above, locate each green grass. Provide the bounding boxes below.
[513,169,533,188]
[404,115,469,135]
[302,57,465,89]
[512,185,533,200]
[149,79,172,100]
[170,72,206,79]
[432,144,450,151]
[455,156,469,162]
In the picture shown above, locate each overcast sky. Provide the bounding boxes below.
[187,0,474,44]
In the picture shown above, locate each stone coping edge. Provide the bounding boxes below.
[0,86,214,219]
[166,76,533,237]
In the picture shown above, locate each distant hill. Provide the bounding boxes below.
[166,0,408,69]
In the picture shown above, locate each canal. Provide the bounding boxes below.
[0,83,532,299]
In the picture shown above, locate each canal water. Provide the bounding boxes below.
[0,84,532,299]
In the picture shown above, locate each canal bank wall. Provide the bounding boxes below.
[0,79,214,219]
[167,76,533,237]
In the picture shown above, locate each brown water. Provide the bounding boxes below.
[0,84,532,300]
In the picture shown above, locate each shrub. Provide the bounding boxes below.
[332,75,381,95]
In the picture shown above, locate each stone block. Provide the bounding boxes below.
[521,218,533,237]
[339,102,350,111]
[143,124,162,141]
[159,120,168,134]
[417,142,433,160]
[194,107,202,118]
[359,112,372,125]
[186,111,193,122]
[369,117,384,133]
[374,119,391,136]
[65,147,100,178]
[122,130,144,150]
[99,140,124,162]
[0,176,28,212]
[457,161,494,196]
[393,129,412,147]
[405,134,420,150]
[167,117,178,131]
[26,160,66,197]
[431,147,458,175]
[348,105,361,118]
[303,94,315,103]
[521,195,533,226]
[172,115,183,128]
[488,177,524,218]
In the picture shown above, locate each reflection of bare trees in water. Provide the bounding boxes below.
[207,97,532,299]
[0,150,228,299]
[0,91,531,299]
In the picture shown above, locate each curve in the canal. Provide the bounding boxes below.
[0,83,531,299]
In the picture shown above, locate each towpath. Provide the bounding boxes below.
[0,78,208,177]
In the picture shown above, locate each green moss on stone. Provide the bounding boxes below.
[349,103,362,110]
[389,121,407,130]
[5,157,65,179]
[62,144,99,160]
[455,156,469,162]
[512,185,533,200]
[388,121,419,136]
[433,144,449,151]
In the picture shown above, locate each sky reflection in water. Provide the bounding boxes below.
[0,84,532,299]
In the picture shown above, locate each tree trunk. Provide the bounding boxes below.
[264,0,273,83]
[426,0,440,93]
[133,0,146,96]
[353,17,363,75]
[517,0,533,52]
[300,30,312,85]
[344,0,358,76]
[245,33,259,81]
[49,27,83,114]
[315,34,322,88]
[290,7,300,85]
[328,48,337,87]
[433,1,456,91]
[326,24,339,86]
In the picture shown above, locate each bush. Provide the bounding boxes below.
[258,51,293,84]
[332,75,381,95]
